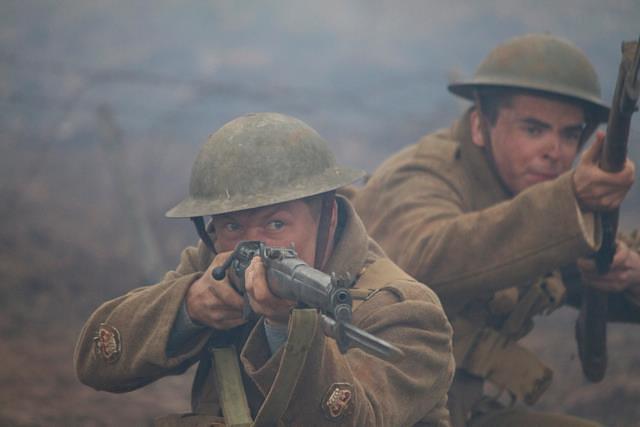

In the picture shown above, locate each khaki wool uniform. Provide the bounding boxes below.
[74,197,455,427]
[350,111,640,427]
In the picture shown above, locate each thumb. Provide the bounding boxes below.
[580,131,605,165]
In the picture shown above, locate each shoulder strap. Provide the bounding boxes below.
[211,346,253,427]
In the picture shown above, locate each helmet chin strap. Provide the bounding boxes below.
[473,90,514,197]
[313,191,336,270]
[191,216,216,254]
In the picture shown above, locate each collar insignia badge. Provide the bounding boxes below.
[322,382,354,421]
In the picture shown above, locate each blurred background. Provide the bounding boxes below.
[1,1,639,425]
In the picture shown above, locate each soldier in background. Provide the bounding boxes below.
[350,34,640,426]
[74,113,455,426]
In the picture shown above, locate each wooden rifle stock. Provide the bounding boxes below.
[576,37,640,382]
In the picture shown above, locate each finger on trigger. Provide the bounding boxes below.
[208,283,244,308]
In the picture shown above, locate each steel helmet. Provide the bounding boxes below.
[448,33,610,122]
[166,112,365,218]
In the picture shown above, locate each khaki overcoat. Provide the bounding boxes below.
[74,197,455,427]
[351,110,640,424]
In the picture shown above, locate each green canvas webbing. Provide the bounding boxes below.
[212,346,253,427]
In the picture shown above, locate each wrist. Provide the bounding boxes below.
[181,298,207,329]
[571,168,589,213]
[185,275,207,326]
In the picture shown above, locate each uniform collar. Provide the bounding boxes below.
[322,195,371,282]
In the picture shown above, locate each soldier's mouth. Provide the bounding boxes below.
[527,172,558,182]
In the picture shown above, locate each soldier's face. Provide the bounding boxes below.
[472,94,585,194]
[211,200,321,266]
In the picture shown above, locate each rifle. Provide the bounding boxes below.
[576,36,640,383]
[212,240,405,362]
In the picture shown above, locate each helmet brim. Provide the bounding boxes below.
[165,166,365,218]
[448,80,610,123]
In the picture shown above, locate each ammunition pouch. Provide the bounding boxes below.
[453,272,566,407]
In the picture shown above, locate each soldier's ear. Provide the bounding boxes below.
[470,109,486,148]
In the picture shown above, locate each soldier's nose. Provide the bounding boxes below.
[543,136,562,160]
[245,227,264,242]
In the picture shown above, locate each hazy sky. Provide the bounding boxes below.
[2,1,639,216]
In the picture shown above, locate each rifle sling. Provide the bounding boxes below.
[211,346,253,427]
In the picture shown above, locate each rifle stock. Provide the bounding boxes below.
[576,37,640,382]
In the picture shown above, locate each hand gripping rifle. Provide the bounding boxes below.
[576,36,640,382]
[212,240,405,362]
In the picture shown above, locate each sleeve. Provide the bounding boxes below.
[360,165,600,308]
[239,283,454,427]
[166,298,207,357]
[73,242,214,392]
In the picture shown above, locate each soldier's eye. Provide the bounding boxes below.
[224,223,241,233]
[524,125,543,137]
[562,129,582,142]
[266,220,285,231]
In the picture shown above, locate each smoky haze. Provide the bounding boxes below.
[1,1,639,425]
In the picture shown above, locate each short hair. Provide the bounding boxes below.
[475,87,601,145]
[301,194,323,222]
[301,191,338,223]
[475,87,515,126]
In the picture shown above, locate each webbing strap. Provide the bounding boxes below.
[500,273,565,339]
[252,309,318,427]
[191,216,216,254]
[314,191,336,269]
[212,346,253,427]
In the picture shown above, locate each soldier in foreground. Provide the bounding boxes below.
[351,34,640,426]
[74,113,455,426]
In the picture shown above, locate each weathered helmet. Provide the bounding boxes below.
[166,112,365,218]
[448,33,610,122]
